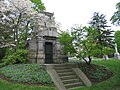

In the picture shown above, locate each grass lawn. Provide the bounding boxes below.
[74,59,120,90]
[0,59,120,90]
[0,78,56,90]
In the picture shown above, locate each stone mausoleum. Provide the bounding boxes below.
[28,12,67,64]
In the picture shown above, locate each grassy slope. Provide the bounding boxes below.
[74,60,120,90]
[0,64,56,90]
[0,60,120,90]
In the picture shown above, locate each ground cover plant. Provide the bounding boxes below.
[0,59,119,90]
[0,64,53,85]
[74,59,120,90]
[78,63,112,83]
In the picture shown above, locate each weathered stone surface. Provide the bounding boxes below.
[28,12,67,64]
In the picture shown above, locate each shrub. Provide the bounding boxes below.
[2,49,28,65]
[0,48,6,62]
[0,63,6,68]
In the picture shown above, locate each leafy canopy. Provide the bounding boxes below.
[59,31,75,55]
[89,12,114,55]
[31,0,46,11]
[114,30,120,53]
[71,25,99,64]
[70,12,114,64]
[111,2,120,26]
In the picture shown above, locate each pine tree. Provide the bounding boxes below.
[89,12,114,58]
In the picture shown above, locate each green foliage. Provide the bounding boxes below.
[102,47,114,55]
[4,48,14,56]
[0,60,120,90]
[75,60,120,90]
[0,63,6,68]
[59,31,75,55]
[115,30,120,53]
[111,2,120,26]
[2,49,28,65]
[71,26,98,64]
[79,63,112,81]
[71,16,114,63]
[31,0,46,11]
[0,64,53,85]
[89,12,114,55]
[18,42,26,49]
[0,48,6,62]
[0,79,55,90]
[90,68,108,80]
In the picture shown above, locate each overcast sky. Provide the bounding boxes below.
[42,0,119,30]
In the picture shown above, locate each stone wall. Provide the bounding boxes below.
[28,12,67,64]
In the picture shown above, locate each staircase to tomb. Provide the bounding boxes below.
[46,64,92,90]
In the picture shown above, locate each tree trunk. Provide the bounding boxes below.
[88,56,92,65]
[82,56,92,65]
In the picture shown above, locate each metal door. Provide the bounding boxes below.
[45,42,53,63]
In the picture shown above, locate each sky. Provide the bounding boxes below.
[42,0,120,30]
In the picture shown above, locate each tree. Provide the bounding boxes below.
[59,31,75,56]
[71,25,99,65]
[0,0,45,50]
[111,2,120,26]
[31,0,46,11]
[114,30,120,53]
[0,20,14,48]
[89,12,114,59]
[0,0,29,49]
[0,0,46,61]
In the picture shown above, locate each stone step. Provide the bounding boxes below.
[56,69,72,73]
[60,75,77,80]
[46,64,91,90]
[65,82,83,89]
[62,79,80,84]
[69,86,84,90]
[58,72,74,76]
[53,64,87,90]
[54,66,70,70]
[54,64,70,67]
